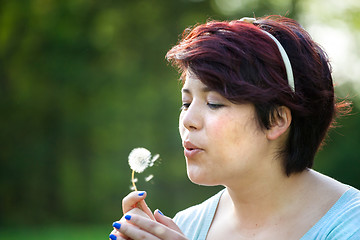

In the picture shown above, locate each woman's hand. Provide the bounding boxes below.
[122,191,155,220]
[111,209,188,240]
[109,191,188,240]
[109,191,154,240]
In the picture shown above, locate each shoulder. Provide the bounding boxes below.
[173,189,225,239]
[333,186,360,223]
[303,186,360,239]
[327,187,360,239]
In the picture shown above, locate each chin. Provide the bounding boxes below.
[187,170,218,186]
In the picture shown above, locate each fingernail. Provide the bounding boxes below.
[138,191,145,196]
[125,215,131,220]
[109,234,117,240]
[112,222,121,229]
[157,209,164,216]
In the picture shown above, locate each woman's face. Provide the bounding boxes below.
[179,73,272,186]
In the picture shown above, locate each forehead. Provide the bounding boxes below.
[182,73,212,93]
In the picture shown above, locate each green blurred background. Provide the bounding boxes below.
[1,0,359,239]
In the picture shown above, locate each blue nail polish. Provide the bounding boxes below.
[109,234,117,240]
[138,191,145,196]
[125,215,131,220]
[112,222,121,229]
[157,209,164,216]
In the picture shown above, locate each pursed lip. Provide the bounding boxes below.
[183,141,204,158]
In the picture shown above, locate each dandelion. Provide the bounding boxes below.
[128,147,159,191]
[149,154,159,167]
[145,174,154,182]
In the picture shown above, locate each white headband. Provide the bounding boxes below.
[240,17,295,92]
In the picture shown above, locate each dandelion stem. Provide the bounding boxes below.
[131,170,138,192]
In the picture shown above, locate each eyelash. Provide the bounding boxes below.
[207,103,224,109]
[180,103,190,111]
[180,102,224,111]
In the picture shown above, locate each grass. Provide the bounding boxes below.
[0,224,111,240]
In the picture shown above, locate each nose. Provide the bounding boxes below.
[180,103,203,131]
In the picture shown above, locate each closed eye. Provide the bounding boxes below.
[180,103,191,111]
[207,103,224,109]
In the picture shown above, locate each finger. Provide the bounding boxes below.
[122,191,155,220]
[111,223,130,240]
[153,209,183,234]
[138,199,155,220]
[112,209,149,239]
[124,214,187,240]
[117,219,160,240]
[121,207,152,222]
[125,207,148,218]
[109,229,127,240]
[122,191,147,213]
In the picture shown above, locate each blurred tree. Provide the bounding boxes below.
[0,0,218,225]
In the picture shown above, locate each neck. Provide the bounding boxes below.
[223,168,312,227]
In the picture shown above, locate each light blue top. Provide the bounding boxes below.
[173,187,360,240]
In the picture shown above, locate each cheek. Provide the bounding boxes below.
[210,112,236,131]
[179,114,185,138]
[209,115,236,140]
[209,114,257,151]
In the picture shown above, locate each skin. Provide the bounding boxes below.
[179,72,288,187]
[110,72,349,240]
[110,192,186,240]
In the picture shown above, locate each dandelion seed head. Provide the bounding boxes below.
[145,174,154,182]
[128,147,152,173]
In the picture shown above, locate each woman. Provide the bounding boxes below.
[109,16,360,240]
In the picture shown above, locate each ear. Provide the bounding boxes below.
[266,106,292,141]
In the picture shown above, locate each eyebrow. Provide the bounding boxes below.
[181,86,212,94]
